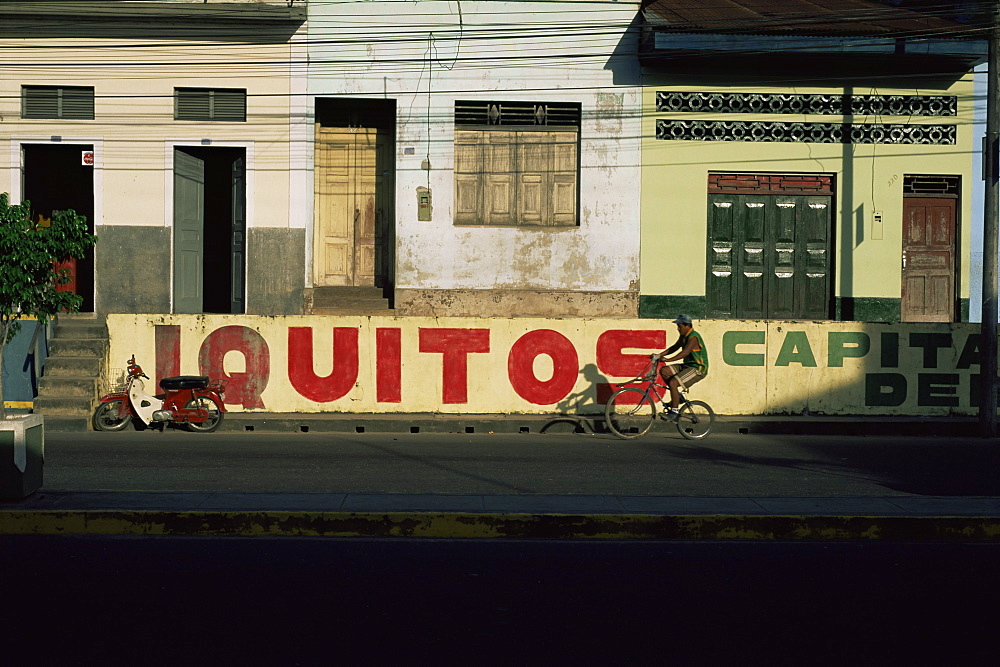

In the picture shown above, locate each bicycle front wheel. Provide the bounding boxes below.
[605,387,656,439]
[676,400,715,440]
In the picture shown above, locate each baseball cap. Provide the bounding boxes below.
[672,314,693,325]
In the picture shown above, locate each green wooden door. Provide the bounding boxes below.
[707,194,831,319]
[173,149,204,314]
[231,155,246,314]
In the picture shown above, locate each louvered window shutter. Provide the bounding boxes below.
[454,101,580,226]
[175,88,246,121]
[22,86,94,120]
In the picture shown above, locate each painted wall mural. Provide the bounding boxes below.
[107,315,993,416]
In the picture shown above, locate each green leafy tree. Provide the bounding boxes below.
[1,193,97,421]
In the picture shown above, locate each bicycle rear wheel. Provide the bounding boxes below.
[605,388,656,439]
[676,400,714,440]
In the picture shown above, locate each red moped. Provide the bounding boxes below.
[92,355,227,432]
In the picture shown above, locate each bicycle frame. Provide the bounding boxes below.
[604,354,715,440]
[612,356,693,415]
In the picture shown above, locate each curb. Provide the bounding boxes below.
[219,414,981,437]
[42,412,980,435]
[3,510,1000,541]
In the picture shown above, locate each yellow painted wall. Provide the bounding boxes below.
[640,77,976,301]
[107,315,985,416]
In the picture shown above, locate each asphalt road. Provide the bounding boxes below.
[9,431,1000,664]
[43,429,1000,497]
[3,535,998,665]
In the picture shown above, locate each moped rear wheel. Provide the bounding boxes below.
[185,397,224,433]
[92,400,131,432]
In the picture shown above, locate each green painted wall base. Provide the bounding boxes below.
[836,297,901,322]
[642,295,969,323]
[639,295,706,320]
[0,414,44,500]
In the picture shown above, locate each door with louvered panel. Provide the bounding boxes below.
[707,193,831,319]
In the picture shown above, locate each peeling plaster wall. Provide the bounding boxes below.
[307,1,642,312]
[394,288,639,318]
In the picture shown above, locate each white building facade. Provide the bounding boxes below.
[301,0,643,317]
[1,1,307,316]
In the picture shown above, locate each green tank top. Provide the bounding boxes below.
[683,330,709,376]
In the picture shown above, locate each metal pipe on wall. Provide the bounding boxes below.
[980,6,1000,437]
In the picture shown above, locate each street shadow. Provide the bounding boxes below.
[659,436,1000,497]
[360,441,537,494]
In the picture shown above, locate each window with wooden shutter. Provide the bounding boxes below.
[22,86,95,120]
[454,101,579,227]
[175,88,246,122]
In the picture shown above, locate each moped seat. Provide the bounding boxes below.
[159,375,209,390]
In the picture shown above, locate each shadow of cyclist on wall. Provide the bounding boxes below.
[543,364,608,434]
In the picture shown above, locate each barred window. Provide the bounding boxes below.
[175,88,246,122]
[455,101,581,128]
[22,86,95,120]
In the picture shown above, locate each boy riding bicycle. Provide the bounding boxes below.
[657,314,709,421]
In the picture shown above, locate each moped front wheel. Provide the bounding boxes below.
[92,400,131,432]
[185,397,224,433]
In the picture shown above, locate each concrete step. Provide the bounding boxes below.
[48,338,108,357]
[33,396,94,416]
[41,415,92,431]
[312,307,396,316]
[33,314,109,424]
[317,298,391,308]
[309,287,392,312]
[41,356,103,376]
[52,324,109,340]
[312,286,384,299]
[52,317,108,340]
[38,376,101,398]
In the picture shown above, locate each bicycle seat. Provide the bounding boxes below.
[159,376,209,390]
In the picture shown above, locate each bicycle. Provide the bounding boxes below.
[604,354,715,440]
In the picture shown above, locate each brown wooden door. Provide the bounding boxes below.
[901,197,956,322]
[314,127,388,287]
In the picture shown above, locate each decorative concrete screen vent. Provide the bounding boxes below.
[22,86,95,120]
[175,88,246,122]
[656,91,957,117]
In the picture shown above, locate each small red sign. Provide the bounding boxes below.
[82,151,94,166]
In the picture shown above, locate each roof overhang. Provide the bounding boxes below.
[640,0,990,74]
[646,32,988,70]
[0,1,306,24]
